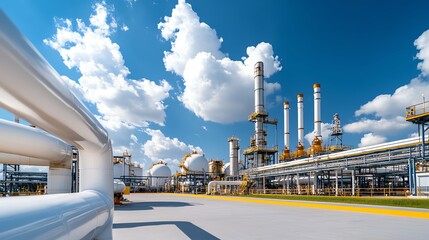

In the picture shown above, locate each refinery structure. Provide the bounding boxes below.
[1,9,429,240]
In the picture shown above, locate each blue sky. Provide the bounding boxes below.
[2,0,429,173]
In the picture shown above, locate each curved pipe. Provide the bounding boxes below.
[0,11,113,239]
[207,181,243,194]
[0,119,72,165]
[0,191,111,240]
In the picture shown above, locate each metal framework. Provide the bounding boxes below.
[242,136,428,196]
[405,101,429,195]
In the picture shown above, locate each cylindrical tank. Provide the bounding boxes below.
[313,83,321,139]
[284,101,290,149]
[183,153,208,172]
[113,160,129,179]
[129,161,144,176]
[297,94,304,146]
[228,137,239,176]
[148,162,171,188]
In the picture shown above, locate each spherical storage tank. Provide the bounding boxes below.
[148,163,172,188]
[183,153,209,172]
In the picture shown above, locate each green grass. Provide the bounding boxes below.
[239,194,429,209]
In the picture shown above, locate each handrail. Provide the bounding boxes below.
[0,10,113,239]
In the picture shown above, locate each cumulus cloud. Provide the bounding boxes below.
[358,133,386,148]
[142,129,203,172]
[344,78,429,141]
[355,78,429,118]
[415,29,429,76]
[344,28,429,147]
[158,0,282,123]
[305,123,333,145]
[44,2,172,130]
[344,116,409,135]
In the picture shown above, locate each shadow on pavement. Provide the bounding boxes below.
[113,221,220,240]
[115,201,194,211]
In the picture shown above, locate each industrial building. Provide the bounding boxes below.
[231,62,429,197]
[0,8,428,240]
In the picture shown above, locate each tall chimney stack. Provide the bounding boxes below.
[297,94,304,146]
[254,62,265,149]
[254,62,264,114]
[284,101,290,150]
[313,83,321,140]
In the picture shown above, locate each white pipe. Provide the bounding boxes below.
[297,94,304,146]
[0,191,111,239]
[0,11,113,239]
[0,152,51,166]
[0,119,73,165]
[283,101,290,149]
[48,167,72,194]
[207,181,243,194]
[228,137,239,176]
[313,83,321,139]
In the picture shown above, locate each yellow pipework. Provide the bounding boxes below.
[308,137,323,156]
[292,143,308,158]
[279,146,291,161]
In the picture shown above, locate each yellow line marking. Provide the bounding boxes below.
[165,193,429,220]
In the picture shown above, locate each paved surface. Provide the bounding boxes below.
[113,193,429,240]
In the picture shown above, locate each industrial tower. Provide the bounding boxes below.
[406,100,429,195]
[329,113,344,152]
[243,62,278,168]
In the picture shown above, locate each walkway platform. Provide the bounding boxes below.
[113,193,428,240]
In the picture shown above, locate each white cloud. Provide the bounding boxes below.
[343,78,429,140]
[358,133,386,147]
[130,134,138,144]
[344,116,409,135]
[415,29,429,76]
[142,129,203,172]
[409,132,419,138]
[121,24,129,31]
[355,78,429,118]
[44,2,172,130]
[158,0,282,123]
[344,28,429,146]
[305,122,333,145]
[125,0,137,8]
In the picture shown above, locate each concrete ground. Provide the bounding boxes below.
[113,193,429,240]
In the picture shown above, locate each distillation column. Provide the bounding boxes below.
[313,84,321,140]
[254,62,266,166]
[229,137,239,176]
[280,101,291,160]
[297,94,304,147]
[308,83,323,156]
[284,101,290,150]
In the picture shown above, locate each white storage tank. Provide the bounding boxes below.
[148,162,172,188]
[183,153,208,173]
[130,162,144,176]
[222,160,244,175]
